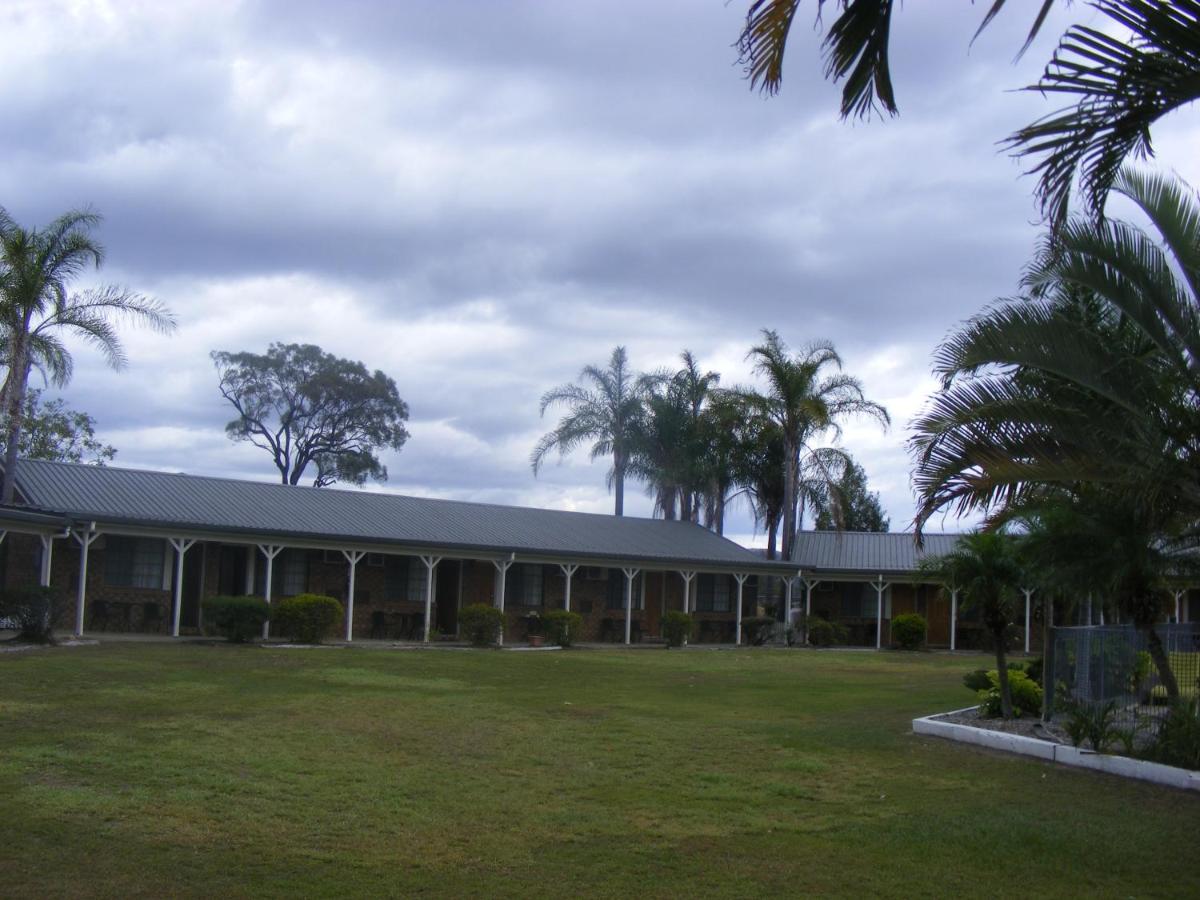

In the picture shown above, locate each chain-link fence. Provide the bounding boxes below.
[1050,624,1200,736]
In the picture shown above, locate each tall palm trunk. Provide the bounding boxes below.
[613,448,625,516]
[992,627,1015,719]
[766,512,779,560]
[1,338,30,505]
[1143,624,1180,702]
[781,434,798,560]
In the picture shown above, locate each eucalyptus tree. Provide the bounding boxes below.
[743,329,889,560]
[737,0,1200,223]
[920,532,1026,718]
[0,206,174,503]
[532,346,647,516]
[213,343,410,487]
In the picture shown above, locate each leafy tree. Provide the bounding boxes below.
[736,0,1200,223]
[921,532,1025,718]
[0,206,173,502]
[212,343,410,487]
[532,346,647,516]
[812,457,888,532]
[3,389,116,465]
[742,329,888,560]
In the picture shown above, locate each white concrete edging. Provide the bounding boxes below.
[913,707,1200,792]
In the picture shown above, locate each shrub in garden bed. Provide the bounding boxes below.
[459,603,505,647]
[0,585,56,643]
[891,613,926,650]
[202,595,270,643]
[272,594,343,644]
[976,669,1042,718]
[543,610,583,647]
[807,617,848,648]
[742,616,774,646]
[662,611,693,647]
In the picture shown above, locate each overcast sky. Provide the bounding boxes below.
[2,0,1198,545]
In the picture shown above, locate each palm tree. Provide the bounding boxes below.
[531,346,647,516]
[0,207,174,503]
[911,167,1200,699]
[737,0,1200,224]
[743,330,889,560]
[911,167,1200,531]
[921,532,1026,718]
[736,411,787,558]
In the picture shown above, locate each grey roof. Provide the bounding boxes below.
[7,458,794,573]
[794,530,963,576]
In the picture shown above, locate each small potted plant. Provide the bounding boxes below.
[523,611,545,647]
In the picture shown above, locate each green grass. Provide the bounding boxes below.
[1,644,1197,898]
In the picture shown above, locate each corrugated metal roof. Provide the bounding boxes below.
[9,459,794,572]
[793,530,963,575]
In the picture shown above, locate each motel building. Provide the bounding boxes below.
[1,460,1187,647]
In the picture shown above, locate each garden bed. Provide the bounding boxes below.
[915,706,1200,791]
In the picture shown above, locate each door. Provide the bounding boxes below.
[435,560,459,635]
[180,544,206,629]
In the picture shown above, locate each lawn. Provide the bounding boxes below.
[1,644,1196,898]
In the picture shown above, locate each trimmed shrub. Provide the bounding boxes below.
[459,603,505,647]
[543,609,583,647]
[662,611,693,648]
[202,595,270,643]
[891,613,926,650]
[272,593,343,644]
[963,669,992,692]
[1024,655,1044,688]
[742,616,775,646]
[807,617,848,648]
[1144,698,1200,770]
[977,669,1043,718]
[0,585,56,643]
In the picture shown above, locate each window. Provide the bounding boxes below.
[842,583,889,618]
[384,557,426,603]
[505,564,544,607]
[695,574,731,613]
[277,550,308,597]
[104,536,165,589]
[606,570,644,610]
[366,553,385,567]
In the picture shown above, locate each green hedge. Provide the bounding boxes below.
[807,617,848,647]
[662,611,693,648]
[459,603,505,647]
[891,613,927,650]
[543,610,583,647]
[742,616,775,646]
[202,595,270,643]
[272,594,344,644]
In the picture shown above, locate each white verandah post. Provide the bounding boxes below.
[949,587,959,651]
[72,524,100,638]
[803,578,820,646]
[560,563,578,611]
[168,538,196,638]
[421,555,442,642]
[733,573,750,646]
[622,567,639,645]
[258,544,283,640]
[678,570,696,613]
[342,550,366,642]
[874,575,890,650]
[1174,589,1186,623]
[39,532,63,586]
[493,558,514,646]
